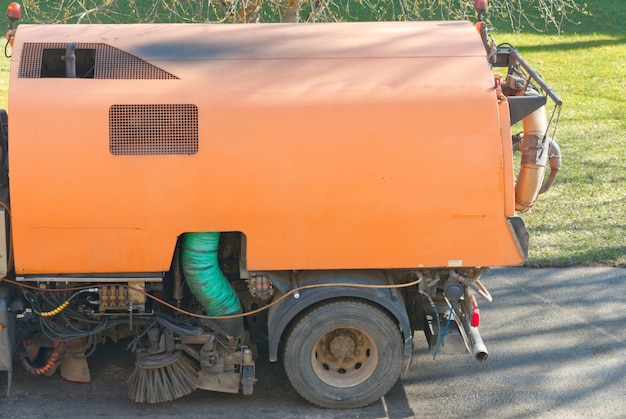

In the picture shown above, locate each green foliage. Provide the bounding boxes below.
[6,0,588,33]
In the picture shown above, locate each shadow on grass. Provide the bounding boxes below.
[529,246,626,268]
[512,37,626,52]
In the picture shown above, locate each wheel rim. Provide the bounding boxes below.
[310,327,379,388]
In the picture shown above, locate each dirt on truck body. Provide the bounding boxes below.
[0,1,562,409]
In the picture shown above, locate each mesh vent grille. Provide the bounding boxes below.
[109,104,198,156]
[19,43,178,79]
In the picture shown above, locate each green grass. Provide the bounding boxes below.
[494,0,626,266]
[506,31,625,266]
[0,1,623,266]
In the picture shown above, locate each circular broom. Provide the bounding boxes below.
[127,351,199,403]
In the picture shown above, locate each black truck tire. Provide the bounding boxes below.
[283,300,403,409]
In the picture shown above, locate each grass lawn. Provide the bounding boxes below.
[507,33,624,266]
[495,0,625,266]
[0,0,622,266]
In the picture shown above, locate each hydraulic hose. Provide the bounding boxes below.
[539,140,562,195]
[515,92,549,212]
[181,232,241,317]
[156,317,204,336]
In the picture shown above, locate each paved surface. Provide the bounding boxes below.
[1,267,625,418]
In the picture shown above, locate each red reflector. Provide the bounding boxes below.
[470,295,480,327]
[471,309,480,327]
[494,73,502,88]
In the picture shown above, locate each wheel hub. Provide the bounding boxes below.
[311,327,378,388]
[327,330,358,360]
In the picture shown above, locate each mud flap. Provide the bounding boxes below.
[60,339,92,383]
[60,355,91,383]
[424,312,469,355]
[0,287,13,396]
[241,364,254,395]
[197,369,241,393]
[507,216,529,260]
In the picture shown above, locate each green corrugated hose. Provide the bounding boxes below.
[181,232,241,316]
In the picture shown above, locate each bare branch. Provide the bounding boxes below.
[20,0,588,33]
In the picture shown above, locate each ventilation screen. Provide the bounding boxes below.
[109,104,198,156]
[19,43,178,79]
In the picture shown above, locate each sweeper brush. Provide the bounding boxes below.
[127,351,199,403]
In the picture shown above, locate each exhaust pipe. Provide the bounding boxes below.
[456,304,489,362]
[439,298,489,362]
[467,324,489,362]
[453,296,489,362]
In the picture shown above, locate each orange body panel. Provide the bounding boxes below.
[7,21,520,275]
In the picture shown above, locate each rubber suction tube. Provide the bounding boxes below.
[181,232,241,316]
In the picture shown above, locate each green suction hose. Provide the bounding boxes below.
[181,232,241,317]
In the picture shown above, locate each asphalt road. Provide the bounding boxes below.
[1,267,625,418]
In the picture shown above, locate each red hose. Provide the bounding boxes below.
[18,342,65,375]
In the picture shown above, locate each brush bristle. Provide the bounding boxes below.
[127,353,199,403]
